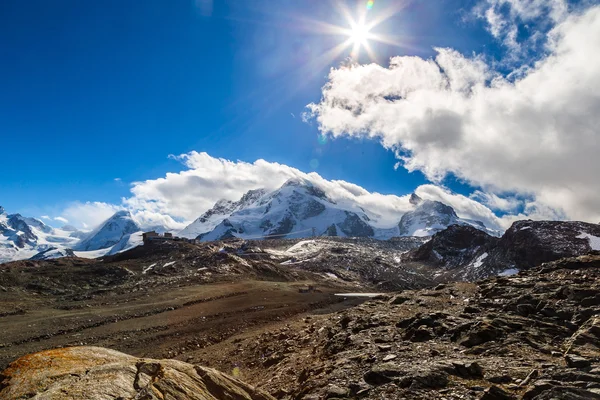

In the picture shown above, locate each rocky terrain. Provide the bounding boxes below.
[199,253,600,399]
[2,247,600,399]
[0,236,437,372]
[405,220,600,280]
[2,222,600,399]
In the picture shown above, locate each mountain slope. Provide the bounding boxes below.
[398,193,496,237]
[0,206,167,263]
[178,189,267,239]
[74,211,141,251]
[406,220,600,280]
[0,207,81,263]
[195,179,376,241]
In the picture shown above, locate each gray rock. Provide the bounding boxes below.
[566,354,592,369]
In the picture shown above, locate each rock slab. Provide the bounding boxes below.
[0,346,275,400]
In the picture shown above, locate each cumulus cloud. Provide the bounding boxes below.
[470,191,521,212]
[474,0,568,56]
[49,151,508,232]
[60,202,122,230]
[124,152,411,228]
[307,5,600,225]
[119,151,506,230]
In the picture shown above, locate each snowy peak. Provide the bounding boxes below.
[0,207,82,263]
[239,188,268,205]
[398,199,462,236]
[0,206,5,215]
[197,180,374,241]
[281,178,329,201]
[182,184,494,242]
[75,210,140,251]
[178,188,268,239]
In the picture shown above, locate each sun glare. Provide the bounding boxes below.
[292,0,407,69]
[349,21,370,45]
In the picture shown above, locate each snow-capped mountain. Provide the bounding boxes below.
[74,211,141,252]
[178,179,493,242]
[195,178,375,241]
[178,189,267,239]
[0,207,80,263]
[30,247,76,260]
[0,207,148,264]
[1,183,497,263]
[397,193,497,237]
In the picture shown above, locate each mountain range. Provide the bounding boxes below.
[0,178,497,263]
[177,178,497,241]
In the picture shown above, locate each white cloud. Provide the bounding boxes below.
[60,202,122,230]
[470,190,521,212]
[54,216,69,224]
[40,215,50,220]
[119,151,505,231]
[124,151,413,228]
[307,5,600,226]
[474,0,569,55]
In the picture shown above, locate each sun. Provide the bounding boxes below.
[292,0,406,65]
[349,20,371,46]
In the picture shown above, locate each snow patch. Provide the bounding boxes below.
[577,232,600,251]
[74,248,110,259]
[499,268,519,276]
[324,272,339,280]
[286,240,320,254]
[163,261,176,268]
[142,263,157,274]
[471,252,488,269]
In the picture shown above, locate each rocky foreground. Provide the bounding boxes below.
[1,252,600,399]
[221,253,600,399]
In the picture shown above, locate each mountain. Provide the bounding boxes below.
[190,178,376,241]
[180,182,494,242]
[0,206,163,264]
[406,219,600,280]
[397,193,496,237]
[1,184,499,263]
[30,247,76,260]
[74,211,141,251]
[0,207,81,263]
[178,189,267,239]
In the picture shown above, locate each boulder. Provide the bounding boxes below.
[0,346,275,400]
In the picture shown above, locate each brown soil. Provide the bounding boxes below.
[0,279,359,371]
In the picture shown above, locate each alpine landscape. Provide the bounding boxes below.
[2,0,600,399]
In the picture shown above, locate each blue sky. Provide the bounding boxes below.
[2,0,598,228]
